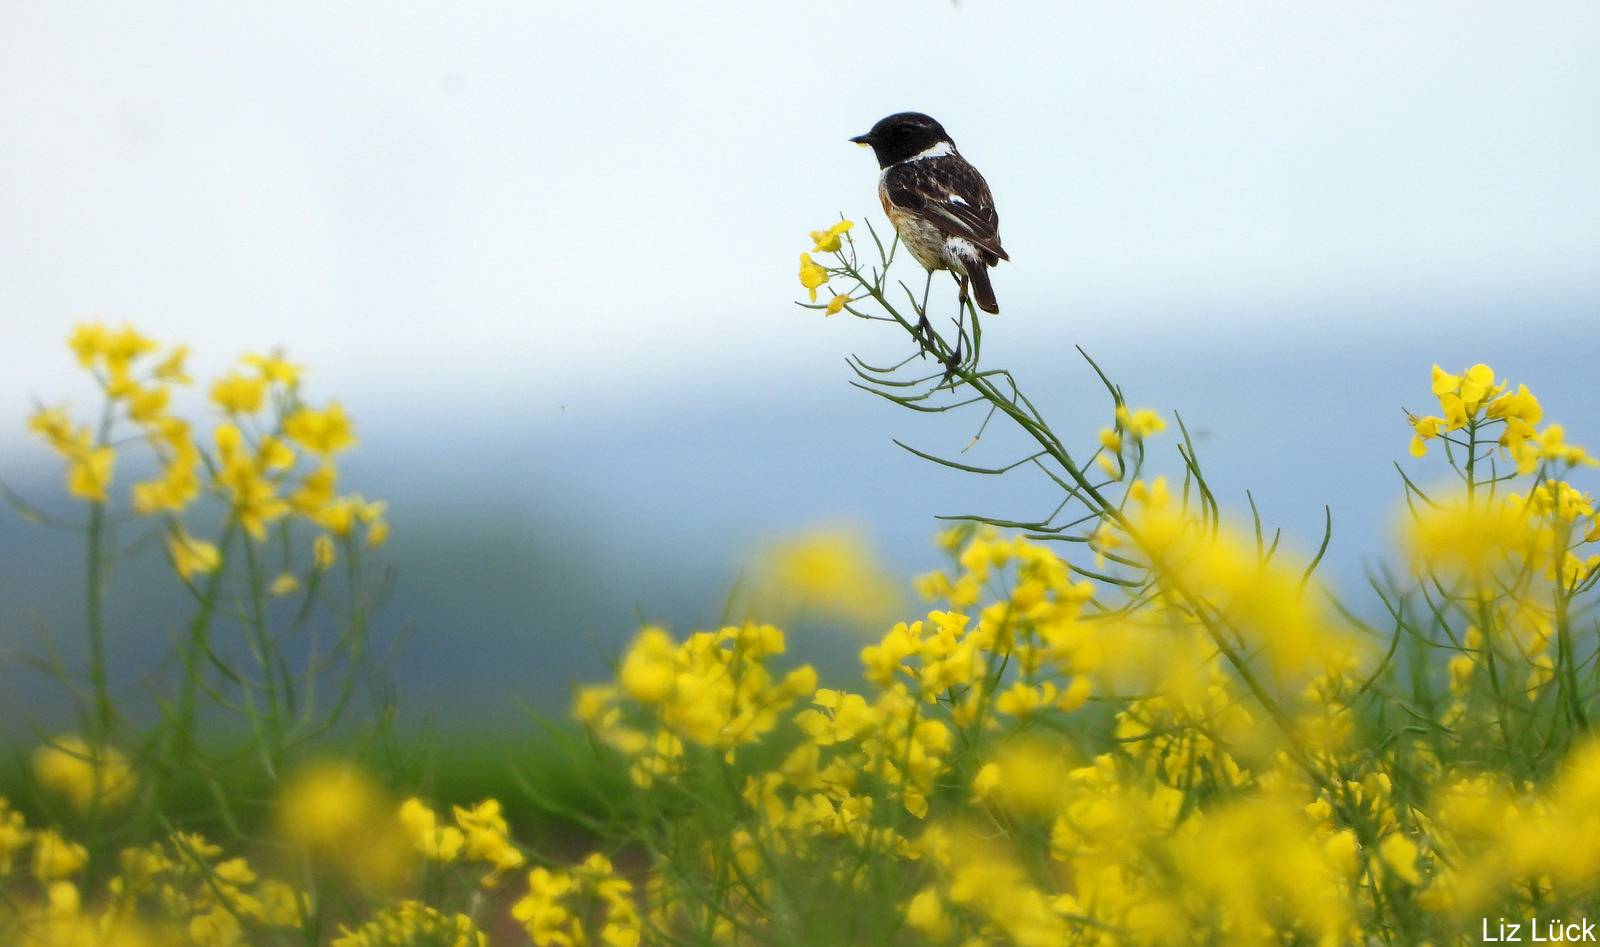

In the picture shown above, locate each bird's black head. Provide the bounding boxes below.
[850,112,954,168]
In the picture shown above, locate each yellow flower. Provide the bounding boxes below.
[995,680,1058,718]
[1533,424,1597,469]
[154,343,192,383]
[975,738,1071,818]
[311,494,387,538]
[1379,832,1421,885]
[454,799,525,879]
[28,406,82,453]
[619,627,677,705]
[1404,493,1537,582]
[124,382,170,423]
[825,293,851,315]
[102,324,159,374]
[398,798,465,862]
[1457,363,1498,406]
[291,465,339,515]
[798,253,829,302]
[166,528,222,580]
[32,407,118,501]
[68,322,111,368]
[32,736,137,813]
[285,401,358,457]
[216,459,290,541]
[276,760,410,891]
[333,902,487,947]
[904,887,952,940]
[1114,405,1166,439]
[748,524,903,630]
[0,800,30,874]
[243,351,304,387]
[314,534,337,570]
[132,444,202,515]
[810,219,854,253]
[209,370,268,414]
[31,829,88,881]
[257,434,296,470]
[1408,413,1443,457]
[1487,382,1542,425]
[67,444,116,502]
[270,573,300,597]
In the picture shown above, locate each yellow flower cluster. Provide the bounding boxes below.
[577,623,817,785]
[31,735,136,815]
[547,354,1599,942]
[276,761,414,892]
[556,513,1391,943]
[1,768,531,945]
[16,318,1600,943]
[399,797,526,886]
[0,797,304,947]
[333,901,487,947]
[28,323,388,583]
[512,853,641,947]
[746,525,904,630]
[1097,405,1167,479]
[1423,741,1600,912]
[798,220,855,313]
[1409,363,1594,474]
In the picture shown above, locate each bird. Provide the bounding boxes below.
[850,112,1008,324]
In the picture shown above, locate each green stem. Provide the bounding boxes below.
[170,519,239,763]
[85,499,113,742]
[846,258,1326,788]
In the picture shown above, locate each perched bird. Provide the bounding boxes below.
[850,112,1008,317]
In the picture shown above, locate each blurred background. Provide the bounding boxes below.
[3,2,1597,736]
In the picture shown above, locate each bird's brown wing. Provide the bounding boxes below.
[882,156,1008,264]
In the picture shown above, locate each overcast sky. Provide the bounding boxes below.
[3,2,1597,438]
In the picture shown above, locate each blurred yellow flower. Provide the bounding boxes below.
[30,829,88,882]
[290,464,339,515]
[32,736,137,814]
[1403,493,1536,582]
[333,901,487,947]
[748,524,904,631]
[68,323,111,369]
[30,407,117,502]
[67,445,116,502]
[166,528,222,580]
[153,343,192,383]
[209,371,268,415]
[1114,405,1166,439]
[243,351,304,387]
[276,760,411,891]
[973,738,1072,819]
[285,401,357,457]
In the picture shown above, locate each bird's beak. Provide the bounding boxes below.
[849,134,874,146]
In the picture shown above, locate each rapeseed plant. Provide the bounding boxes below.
[5,218,1599,947]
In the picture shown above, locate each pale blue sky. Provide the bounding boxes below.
[3,2,1596,436]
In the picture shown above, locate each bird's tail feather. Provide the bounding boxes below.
[967,264,999,314]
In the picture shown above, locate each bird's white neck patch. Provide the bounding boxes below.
[910,140,956,160]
